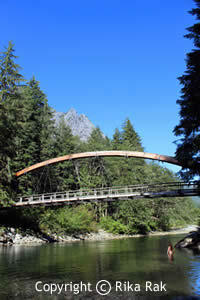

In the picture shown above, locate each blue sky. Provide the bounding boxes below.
[0,0,195,173]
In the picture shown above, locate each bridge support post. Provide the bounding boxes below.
[28,196,33,203]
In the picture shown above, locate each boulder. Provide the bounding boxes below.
[175,227,200,249]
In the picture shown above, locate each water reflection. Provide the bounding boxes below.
[0,235,199,299]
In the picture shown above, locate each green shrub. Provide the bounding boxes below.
[39,206,97,235]
[100,216,128,234]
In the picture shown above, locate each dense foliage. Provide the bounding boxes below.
[174,0,200,180]
[0,42,198,236]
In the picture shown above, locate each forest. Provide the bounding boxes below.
[0,41,199,237]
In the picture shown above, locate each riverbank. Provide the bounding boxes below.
[0,225,198,245]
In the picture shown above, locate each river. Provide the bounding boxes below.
[0,234,200,299]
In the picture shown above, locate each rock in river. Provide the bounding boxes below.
[175,226,200,249]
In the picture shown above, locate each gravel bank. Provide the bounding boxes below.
[0,225,198,245]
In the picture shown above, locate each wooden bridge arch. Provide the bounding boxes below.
[15,151,181,177]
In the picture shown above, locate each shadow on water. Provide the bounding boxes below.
[177,247,200,257]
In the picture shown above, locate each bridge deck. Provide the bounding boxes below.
[12,182,200,207]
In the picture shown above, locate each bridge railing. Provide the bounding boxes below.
[15,181,200,206]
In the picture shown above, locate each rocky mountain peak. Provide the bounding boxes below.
[66,107,77,118]
[53,108,95,142]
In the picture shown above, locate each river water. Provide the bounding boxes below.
[0,234,200,299]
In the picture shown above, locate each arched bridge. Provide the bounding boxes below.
[15,150,181,177]
[12,150,200,208]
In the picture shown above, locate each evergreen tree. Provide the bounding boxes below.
[16,77,54,194]
[121,118,144,152]
[111,118,145,186]
[0,41,24,102]
[53,117,79,191]
[78,127,111,188]
[31,80,55,193]
[0,41,24,204]
[87,127,107,151]
[112,128,122,150]
[174,0,200,180]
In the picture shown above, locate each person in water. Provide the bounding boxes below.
[167,243,174,261]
